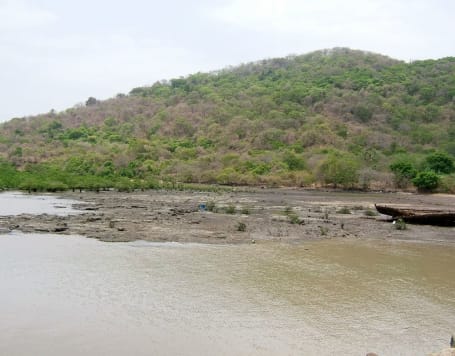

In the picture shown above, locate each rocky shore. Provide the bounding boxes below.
[430,349,455,356]
[1,188,454,244]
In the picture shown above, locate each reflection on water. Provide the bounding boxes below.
[1,233,454,356]
[0,191,80,216]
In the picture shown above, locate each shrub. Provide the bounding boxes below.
[206,201,216,212]
[283,151,305,171]
[288,213,301,224]
[412,170,440,192]
[236,222,247,232]
[44,181,69,192]
[424,151,455,174]
[352,105,373,122]
[225,205,236,214]
[390,158,417,188]
[364,209,378,216]
[439,174,455,193]
[394,218,407,230]
[336,207,351,214]
[114,178,137,192]
[318,152,359,188]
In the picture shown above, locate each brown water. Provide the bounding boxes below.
[1,232,454,356]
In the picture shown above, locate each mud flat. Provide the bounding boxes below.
[1,188,454,244]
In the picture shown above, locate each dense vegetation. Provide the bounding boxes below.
[1,48,454,192]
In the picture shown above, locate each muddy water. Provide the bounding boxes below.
[0,191,81,215]
[1,232,454,356]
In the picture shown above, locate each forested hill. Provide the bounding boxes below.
[1,48,455,191]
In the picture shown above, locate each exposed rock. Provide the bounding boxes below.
[1,188,455,245]
[34,227,51,232]
[430,348,455,356]
[54,223,68,232]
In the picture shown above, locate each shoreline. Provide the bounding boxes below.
[1,188,454,244]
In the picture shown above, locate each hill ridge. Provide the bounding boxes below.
[0,47,454,191]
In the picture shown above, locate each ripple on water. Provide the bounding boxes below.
[0,228,454,355]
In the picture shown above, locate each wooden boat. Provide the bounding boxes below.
[375,204,455,227]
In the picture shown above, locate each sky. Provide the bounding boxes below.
[0,0,454,122]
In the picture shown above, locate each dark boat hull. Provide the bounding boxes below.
[375,205,455,227]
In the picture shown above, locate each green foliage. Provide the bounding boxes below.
[283,151,305,171]
[114,177,138,192]
[318,152,360,188]
[336,207,351,214]
[364,209,378,216]
[100,160,115,177]
[287,213,301,224]
[424,151,455,174]
[225,205,236,214]
[439,174,455,193]
[236,222,247,232]
[284,206,293,215]
[0,160,19,188]
[64,157,95,175]
[243,161,271,175]
[86,97,98,106]
[206,201,216,212]
[0,49,454,190]
[390,158,417,188]
[412,170,440,191]
[283,206,301,224]
[390,159,417,179]
[394,218,407,230]
[13,147,23,157]
[352,105,373,122]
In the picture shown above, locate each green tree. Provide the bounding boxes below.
[283,151,305,171]
[390,158,417,188]
[424,151,454,174]
[86,97,98,106]
[318,152,359,188]
[100,160,115,177]
[0,161,19,188]
[412,170,440,192]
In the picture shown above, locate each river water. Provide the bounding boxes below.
[0,191,81,216]
[0,193,454,355]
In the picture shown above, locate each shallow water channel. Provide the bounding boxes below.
[0,193,454,355]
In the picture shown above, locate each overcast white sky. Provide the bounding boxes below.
[0,0,454,122]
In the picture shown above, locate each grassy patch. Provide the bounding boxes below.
[364,209,378,216]
[206,200,216,212]
[394,218,407,230]
[336,207,351,214]
[225,205,236,214]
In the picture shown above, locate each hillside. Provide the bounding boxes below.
[1,48,454,191]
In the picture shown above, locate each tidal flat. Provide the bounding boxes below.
[1,188,454,244]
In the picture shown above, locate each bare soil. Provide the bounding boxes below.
[1,188,454,244]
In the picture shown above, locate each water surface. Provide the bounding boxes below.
[0,191,80,216]
[1,232,454,356]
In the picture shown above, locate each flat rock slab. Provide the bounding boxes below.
[2,189,455,244]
